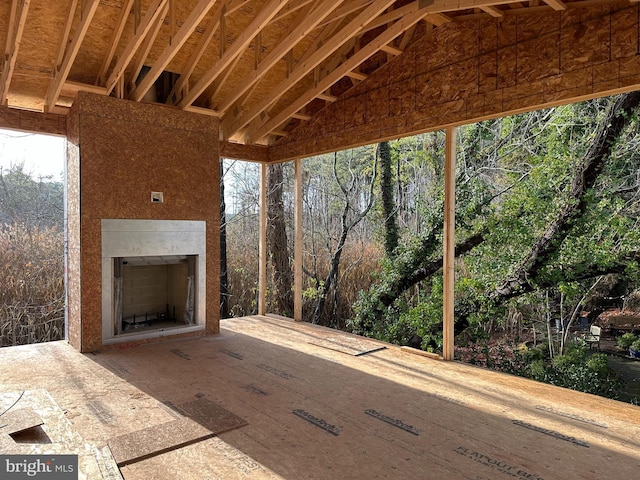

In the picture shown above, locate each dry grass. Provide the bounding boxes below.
[0,223,64,346]
[225,237,383,325]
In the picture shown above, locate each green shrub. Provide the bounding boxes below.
[617,333,637,349]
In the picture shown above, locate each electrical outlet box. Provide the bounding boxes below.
[151,192,163,203]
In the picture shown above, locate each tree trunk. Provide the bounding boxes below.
[379,141,398,257]
[266,162,293,316]
[219,160,230,319]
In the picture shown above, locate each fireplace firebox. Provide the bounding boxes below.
[102,220,206,344]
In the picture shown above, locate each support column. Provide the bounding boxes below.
[443,126,456,361]
[258,163,267,315]
[294,158,303,321]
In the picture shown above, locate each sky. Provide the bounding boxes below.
[0,128,66,182]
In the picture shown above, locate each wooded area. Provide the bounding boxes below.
[0,160,64,346]
[222,93,640,402]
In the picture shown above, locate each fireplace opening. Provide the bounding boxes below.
[102,219,206,345]
[112,255,196,336]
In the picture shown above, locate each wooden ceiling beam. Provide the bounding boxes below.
[398,24,417,50]
[61,80,108,97]
[424,12,452,26]
[45,0,100,112]
[184,105,220,117]
[480,5,504,16]
[542,0,566,9]
[96,0,135,85]
[357,1,420,32]
[178,0,292,109]
[166,2,226,105]
[55,0,79,75]
[215,0,345,116]
[248,6,430,143]
[224,0,253,16]
[209,52,244,106]
[104,0,167,95]
[317,0,376,28]
[223,0,397,139]
[0,0,31,105]
[127,1,169,91]
[380,43,402,55]
[271,0,316,23]
[346,70,367,80]
[316,92,337,102]
[130,0,218,102]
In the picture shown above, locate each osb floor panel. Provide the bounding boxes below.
[1,315,639,479]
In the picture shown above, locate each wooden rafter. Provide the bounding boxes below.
[178,0,292,109]
[398,24,417,50]
[296,14,344,67]
[317,0,376,29]
[130,0,218,102]
[380,44,402,55]
[166,2,227,105]
[96,0,135,85]
[61,80,107,97]
[0,0,31,105]
[128,1,169,90]
[360,1,422,32]
[271,0,316,23]
[542,0,566,10]
[222,0,397,139]
[104,0,168,95]
[215,0,345,116]
[55,0,79,75]
[248,6,431,143]
[424,12,452,26]
[45,0,100,111]
[346,70,366,80]
[208,52,244,106]
[480,5,503,16]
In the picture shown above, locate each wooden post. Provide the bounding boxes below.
[258,163,267,315]
[294,158,303,321]
[443,126,456,361]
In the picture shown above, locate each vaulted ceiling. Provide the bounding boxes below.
[0,0,638,155]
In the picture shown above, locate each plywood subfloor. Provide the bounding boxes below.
[1,315,639,479]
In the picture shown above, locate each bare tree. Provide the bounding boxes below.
[311,150,377,326]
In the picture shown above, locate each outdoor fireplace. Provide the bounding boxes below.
[102,219,206,344]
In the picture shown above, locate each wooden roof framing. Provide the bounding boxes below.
[0,0,640,159]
